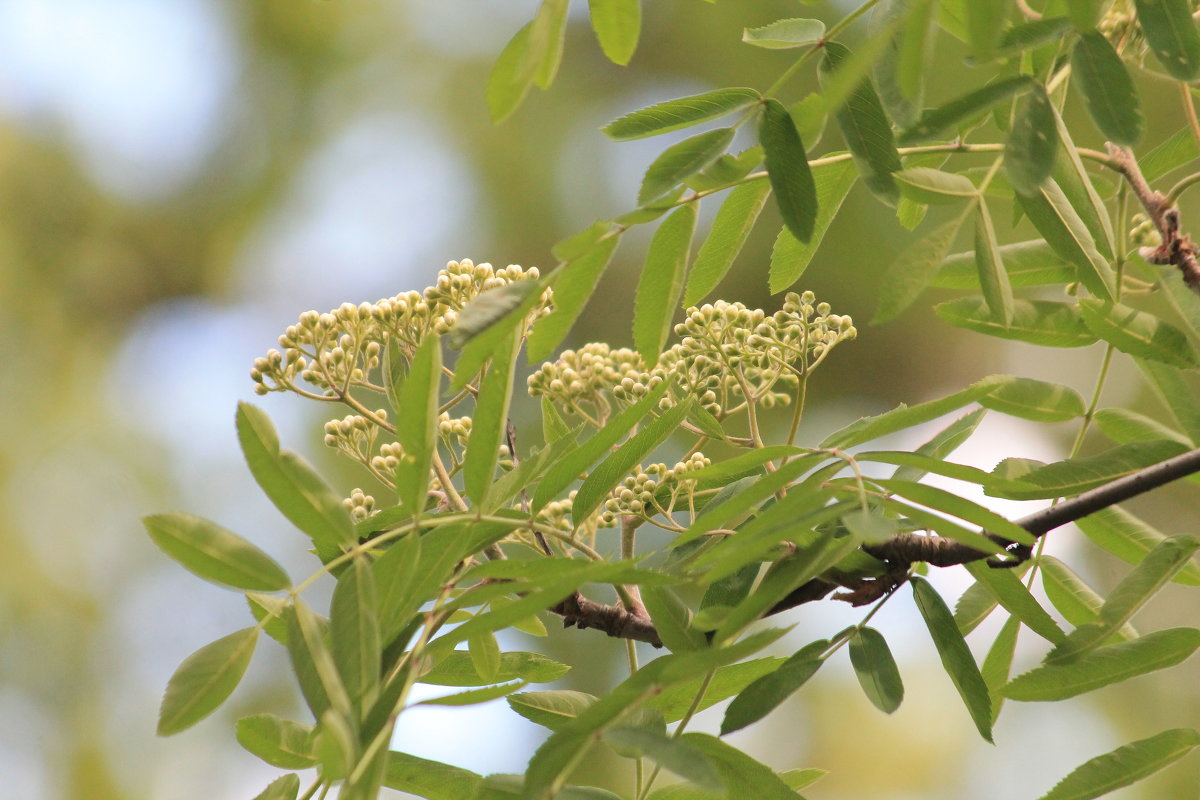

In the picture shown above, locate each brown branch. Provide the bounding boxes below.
[551,591,663,647]
[1107,143,1200,295]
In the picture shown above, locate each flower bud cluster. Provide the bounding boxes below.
[251,259,551,397]
[600,452,711,525]
[342,488,377,522]
[1129,213,1161,249]
[529,292,855,419]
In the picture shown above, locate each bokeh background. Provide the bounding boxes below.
[2,1,1198,798]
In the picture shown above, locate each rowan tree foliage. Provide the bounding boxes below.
[146,2,1200,799]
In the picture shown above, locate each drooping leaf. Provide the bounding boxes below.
[768,159,857,293]
[236,402,354,561]
[1004,628,1200,701]
[1095,407,1192,446]
[981,615,1021,724]
[974,198,1014,325]
[872,0,935,128]
[936,297,1098,347]
[158,627,258,736]
[741,18,826,49]
[978,377,1084,422]
[508,690,598,730]
[1006,83,1058,196]
[1079,298,1199,368]
[721,640,828,735]
[634,204,697,365]
[463,327,519,508]
[760,98,818,243]
[1037,728,1200,800]
[1137,358,1200,443]
[1141,125,1200,182]
[683,178,771,306]
[603,727,722,791]
[1072,31,1143,146]
[143,512,289,591]
[986,17,1075,62]
[638,128,735,205]
[911,577,994,742]
[572,399,692,523]
[820,41,902,206]
[1019,180,1115,299]
[642,586,707,652]
[848,627,905,713]
[1134,0,1200,81]
[532,0,570,90]
[587,0,641,66]
[873,210,970,323]
[1051,109,1116,260]
[964,560,1065,643]
[675,734,800,800]
[898,76,1031,144]
[287,600,353,721]
[649,658,787,723]
[236,714,317,769]
[1075,507,1200,586]
[449,279,541,350]
[602,88,762,141]
[486,24,537,124]
[392,335,442,516]
[383,751,484,800]
[530,237,620,361]
[893,167,978,205]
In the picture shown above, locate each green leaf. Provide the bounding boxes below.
[677,733,800,800]
[602,88,762,141]
[463,328,519,508]
[531,378,671,511]
[642,586,707,652]
[820,41,902,206]
[934,240,1073,289]
[417,679,525,707]
[552,220,611,263]
[384,751,484,800]
[1041,556,1140,642]
[911,577,994,742]
[1141,125,1200,182]
[1137,358,1200,443]
[964,0,1005,61]
[873,210,970,323]
[158,627,258,735]
[588,0,641,66]
[603,727,722,791]
[634,205,697,365]
[848,627,904,713]
[530,236,620,361]
[486,23,537,124]
[893,167,978,204]
[236,402,354,561]
[572,398,692,523]
[449,279,540,350]
[981,615,1021,723]
[1079,298,1199,368]
[821,375,1002,449]
[974,198,1014,325]
[1052,109,1116,260]
[1048,537,1200,662]
[683,179,771,306]
[978,377,1084,422]
[964,560,1065,643]
[1038,728,1200,800]
[246,592,290,644]
[892,408,987,483]
[639,128,735,205]
[252,774,300,800]
[508,690,598,731]
[768,159,857,293]
[649,658,787,723]
[1075,507,1200,586]
[143,512,289,591]
[898,76,1031,144]
[1065,0,1103,28]
[1006,83,1058,196]
[330,556,381,711]
[1072,32,1143,146]
[532,0,570,91]
[1005,627,1200,701]
[760,98,818,243]
[878,479,1034,546]
[989,440,1191,500]
[936,297,1098,347]
[1134,0,1200,81]
[392,336,442,516]
[955,579,1001,635]
[871,0,936,128]
[988,17,1076,61]
[236,714,317,769]
[742,17,825,49]
[421,650,571,687]
[287,600,353,721]
[1018,180,1115,300]
[468,632,502,684]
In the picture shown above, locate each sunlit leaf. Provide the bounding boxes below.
[1041,556,1139,642]
[603,727,722,791]
[1079,298,1199,368]
[421,650,571,687]
[720,641,828,735]
[252,774,300,800]
[742,17,825,49]
[978,377,1084,422]
[508,690,598,731]
[634,204,697,364]
[144,512,289,591]
[1038,728,1200,800]
[964,561,1065,643]
[392,335,441,516]
[639,128,734,205]
[158,627,258,736]
[936,297,1098,347]
[1075,506,1200,586]
[588,0,641,66]
[602,88,762,141]
[330,556,381,711]
[683,178,771,306]
[463,327,519,508]
[236,714,317,769]
[530,238,620,361]
[988,440,1191,500]
[384,751,484,800]
[981,615,1020,724]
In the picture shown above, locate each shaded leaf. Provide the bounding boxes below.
[974,198,1014,325]
[1134,0,1200,81]
[981,615,1021,724]
[392,336,442,516]
[1006,83,1058,196]
[873,210,970,323]
[529,237,620,361]
[676,734,799,800]
[603,727,722,791]
[990,440,1191,500]
[383,751,484,800]
[639,128,734,205]
[893,167,978,204]
[964,560,1065,643]
[1018,180,1115,299]
[1075,507,1200,586]
[330,556,381,711]
[936,297,1098,347]
[463,327,519,508]
[964,0,1006,61]
[1072,31,1143,145]
[848,627,904,713]
[1038,728,1200,800]
[934,240,1073,289]
[898,76,1031,144]
[719,641,824,732]
[871,0,935,128]
[1079,298,1199,368]
[508,690,598,731]
[422,650,571,687]
[978,377,1084,422]
[760,98,817,243]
